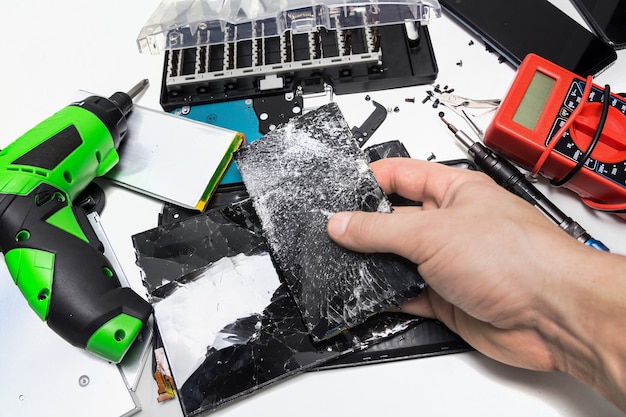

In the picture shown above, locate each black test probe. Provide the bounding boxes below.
[440,114,609,251]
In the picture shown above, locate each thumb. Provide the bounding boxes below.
[327,210,425,262]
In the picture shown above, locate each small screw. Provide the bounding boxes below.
[365,95,371,101]
[427,153,436,161]
[456,60,463,67]
[405,97,415,103]
[79,375,90,387]
[393,106,400,113]
[468,40,474,46]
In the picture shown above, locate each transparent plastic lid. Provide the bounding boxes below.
[137,0,441,54]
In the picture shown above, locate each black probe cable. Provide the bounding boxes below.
[551,84,611,187]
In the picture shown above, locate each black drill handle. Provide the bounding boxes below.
[0,183,152,350]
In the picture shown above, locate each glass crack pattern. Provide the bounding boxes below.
[235,102,425,341]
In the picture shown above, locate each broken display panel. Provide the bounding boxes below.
[234,102,425,341]
[133,198,423,416]
[150,144,471,379]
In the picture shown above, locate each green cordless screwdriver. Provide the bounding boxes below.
[0,80,153,363]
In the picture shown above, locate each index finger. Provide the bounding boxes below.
[370,158,483,208]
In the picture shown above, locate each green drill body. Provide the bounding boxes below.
[0,84,152,363]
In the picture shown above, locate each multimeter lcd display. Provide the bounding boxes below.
[512,71,556,130]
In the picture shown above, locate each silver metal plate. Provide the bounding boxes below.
[0,260,140,417]
[0,211,148,417]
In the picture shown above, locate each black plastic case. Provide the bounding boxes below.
[159,24,438,111]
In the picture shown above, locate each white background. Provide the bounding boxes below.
[1,0,626,416]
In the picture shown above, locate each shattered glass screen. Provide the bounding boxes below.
[234,103,425,341]
[133,199,423,416]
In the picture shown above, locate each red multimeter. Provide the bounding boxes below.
[484,53,626,214]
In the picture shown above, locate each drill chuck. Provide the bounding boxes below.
[71,79,149,149]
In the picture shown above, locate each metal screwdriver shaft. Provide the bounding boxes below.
[440,114,609,251]
[127,79,150,99]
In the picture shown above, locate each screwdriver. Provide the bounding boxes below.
[440,114,610,252]
[0,79,153,362]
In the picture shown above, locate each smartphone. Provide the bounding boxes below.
[570,0,626,48]
[439,0,617,77]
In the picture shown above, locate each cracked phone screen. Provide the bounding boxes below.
[133,199,422,416]
[234,102,425,341]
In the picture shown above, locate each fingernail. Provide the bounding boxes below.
[328,212,352,237]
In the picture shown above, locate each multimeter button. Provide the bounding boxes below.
[571,103,626,164]
[565,82,584,109]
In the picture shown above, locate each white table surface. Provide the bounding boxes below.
[1,0,625,416]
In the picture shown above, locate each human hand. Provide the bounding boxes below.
[326,157,593,372]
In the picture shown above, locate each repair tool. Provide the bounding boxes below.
[441,115,609,251]
[0,80,153,362]
[484,53,626,218]
[425,87,501,137]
